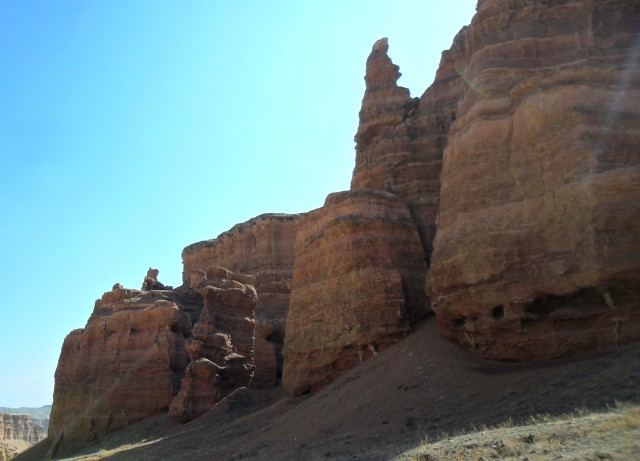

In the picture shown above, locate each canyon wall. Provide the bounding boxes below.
[48,267,258,455]
[46,0,640,456]
[283,190,427,394]
[427,0,640,360]
[0,414,45,444]
[0,414,45,460]
[169,267,257,422]
[47,287,191,456]
[182,214,302,389]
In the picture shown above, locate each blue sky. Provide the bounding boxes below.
[0,1,475,407]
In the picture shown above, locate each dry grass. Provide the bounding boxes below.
[395,402,640,461]
[2,439,33,460]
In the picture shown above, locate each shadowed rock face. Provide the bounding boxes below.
[168,267,257,423]
[182,214,302,389]
[427,0,640,360]
[283,190,428,395]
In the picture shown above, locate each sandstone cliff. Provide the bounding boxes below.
[427,0,640,360]
[283,190,428,394]
[48,268,259,456]
[182,214,302,389]
[0,414,45,444]
[45,0,640,457]
[0,414,45,460]
[48,286,191,456]
[168,267,257,422]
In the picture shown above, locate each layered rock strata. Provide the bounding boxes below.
[48,287,192,456]
[0,413,45,443]
[169,267,257,422]
[352,36,467,261]
[427,0,640,359]
[182,214,302,388]
[283,190,428,394]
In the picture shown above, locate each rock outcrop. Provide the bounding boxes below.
[352,35,467,261]
[47,288,192,456]
[427,0,640,359]
[49,264,260,455]
[283,190,428,394]
[169,267,257,422]
[0,414,45,444]
[0,413,45,460]
[182,214,302,389]
[45,1,640,456]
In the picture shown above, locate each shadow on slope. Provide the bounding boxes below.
[17,317,640,461]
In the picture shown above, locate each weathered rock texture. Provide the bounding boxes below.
[47,0,640,455]
[0,413,46,460]
[427,0,640,360]
[0,414,45,444]
[48,288,191,457]
[182,214,302,388]
[169,266,257,422]
[283,190,428,394]
[352,36,467,261]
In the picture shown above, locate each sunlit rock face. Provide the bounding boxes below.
[352,35,467,261]
[0,412,46,459]
[427,0,640,360]
[48,288,191,457]
[283,190,428,395]
[182,214,302,389]
[0,413,45,444]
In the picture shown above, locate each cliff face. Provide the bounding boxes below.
[427,0,640,360]
[168,267,257,422]
[0,414,45,444]
[48,268,259,456]
[47,0,640,456]
[182,214,301,389]
[48,287,191,456]
[0,413,45,460]
[283,190,427,394]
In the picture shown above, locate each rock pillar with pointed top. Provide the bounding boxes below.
[352,38,417,190]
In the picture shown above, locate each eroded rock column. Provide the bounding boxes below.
[283,190,427,395]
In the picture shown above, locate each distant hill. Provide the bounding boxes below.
[0,405,51,421]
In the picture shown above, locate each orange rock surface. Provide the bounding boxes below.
[182,214,302,388]
[47,289,190,456]
[0,413,45,444]
[283,190,428,394]
[427,0,640,360]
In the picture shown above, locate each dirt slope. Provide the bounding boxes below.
[18,317,640,461]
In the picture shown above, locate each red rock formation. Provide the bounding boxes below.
[427,0,640,360]
[169,267,257,422]
[283,190,428,395]
[0,413,45,444]
[352,36,467,260]
[182,214,302,389]
[167,358,221,423]
[47,288,190,456]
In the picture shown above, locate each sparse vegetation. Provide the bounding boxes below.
[395,402,640,461]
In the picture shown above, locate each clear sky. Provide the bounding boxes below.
[0,1,475,407]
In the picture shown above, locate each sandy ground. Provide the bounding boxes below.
[17,317,640,461]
